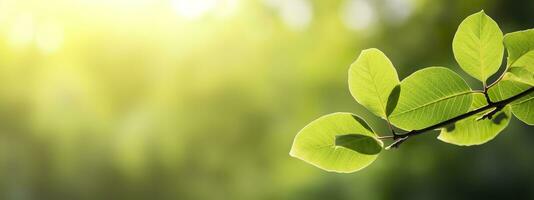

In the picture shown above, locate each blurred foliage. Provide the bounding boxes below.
[0,0,533,199]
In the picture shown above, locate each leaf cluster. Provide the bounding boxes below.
[290,11,534,173]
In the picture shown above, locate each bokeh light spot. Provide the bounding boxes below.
[171,0,217,20]
[36,22,64,54]
[8,13,35,49]
[341,0,376,31]
[384,0,413,25]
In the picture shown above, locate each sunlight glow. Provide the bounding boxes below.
[171,0,217,20]
[214,0,239,18]
[384,0,413,25]
[8,13,35,49]
[36,22,64,54]
[279,0,313,31]
[341,0,376,31]
[264,0,313,31]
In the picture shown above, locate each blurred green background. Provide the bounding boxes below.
[0,0,533,199]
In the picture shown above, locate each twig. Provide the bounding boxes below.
[386,86,534,149]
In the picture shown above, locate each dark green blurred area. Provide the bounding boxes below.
[0,0,533,199]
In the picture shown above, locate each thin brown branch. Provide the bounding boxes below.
[386,86,534,149]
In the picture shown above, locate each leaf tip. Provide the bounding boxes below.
[360,48,380,55]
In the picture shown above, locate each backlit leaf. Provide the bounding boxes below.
[511,93,534,125]
[438,93,511,146]
[389,67,473,130]
[487,79,531,102]
[506,51,534,86]
[349,48,400,118]
[504,29,534,67]
[452,10,504,83]
[488,79,534,125]
[290,113,382,173]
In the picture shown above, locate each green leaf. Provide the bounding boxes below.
[335,134,382,155]
[349,48,400,118]
[508,66,534,86]
[290,113,382,173]
[452,10,504,83]
[504,29,534,67]
[488,79,534,125]
[487,34,534,116]
[503,29,534,86]
[504,49,534,86]
[438,93,511,146]
[510,93,534,125]
[487,79,531,102]
[389,67,473,130]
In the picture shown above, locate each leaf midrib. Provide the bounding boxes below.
[364,57,387,117]
[477,12,486,81]
[509,50,534,67]
[513,94,534,105]
[390,91,472,118]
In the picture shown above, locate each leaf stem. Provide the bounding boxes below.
[486,67,508,89]
[387,86,534,149]
[377,135,394,140]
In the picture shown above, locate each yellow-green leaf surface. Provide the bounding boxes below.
[508,67,534,86]
[490,29,534,123]
[290,113,382,173]
[512,93,534,125]
[452,11,504,83]
[349,48,400,118]
[488,79,534,125]
[506,51,534,85]
[438,93,511,146]
[487,79,531,102]
[504,29,534,67]
[389,67,473,130]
